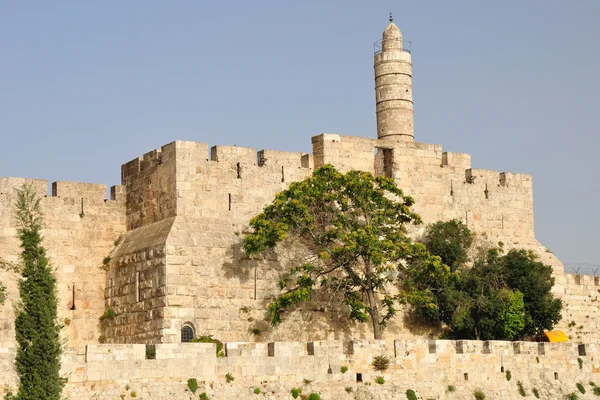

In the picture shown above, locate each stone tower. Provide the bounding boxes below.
[374,16,414,141]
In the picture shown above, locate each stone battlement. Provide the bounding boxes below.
[0,338,596,399]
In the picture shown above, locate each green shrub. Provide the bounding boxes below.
[187,378,198,394]
[99,308,116,321]
[406,389,418,400]
[303,379,313,385]
[375,376,385,385]
[474,390,486,400]
[291,388,302,398]
[577,383,586,394]
[566,393,579,400]
[517,381,526,397]
[345,387,353,393]
[505,370,512,381]
[372,355,390,372]
[532,388,540,398]
[578,358,583,369]
[189,335,225,357]
[591,381,597,387]
[130,392,136,398]
[308,394,320,400]
[199,393,210,400]
[253,388,260,394]
[102,256,111,265]
[593,386,600,395]
[340,366,348,374]
[225,373,234,383]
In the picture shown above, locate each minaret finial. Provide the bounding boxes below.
[389,12,393,23]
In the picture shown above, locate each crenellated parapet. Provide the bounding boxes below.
[311,133,535,239]
[1,338,597,399]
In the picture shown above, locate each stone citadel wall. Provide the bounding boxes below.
[0,131,591,348]
[1,339,599,399]
[0,178,125,354]
[99,134,565,346]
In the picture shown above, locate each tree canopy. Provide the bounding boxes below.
[243,165,432,339]
[423,219,474,272]
[404,220,562,340]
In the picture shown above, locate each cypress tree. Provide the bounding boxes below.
[13,184,63,399]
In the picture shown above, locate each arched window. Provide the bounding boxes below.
[181,323,195,343]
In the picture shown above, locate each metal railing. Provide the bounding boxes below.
[374,39,411,55]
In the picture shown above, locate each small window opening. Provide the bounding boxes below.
[181,324,195,343]
[554,372,558,380]
[464,373,469,381]
[484,184,489,199]
[450,182,454,196]
[501,366,504,373]
[578,344,586,356]
[228,194,232,211]
[236,163,241,179]
[356,373,363,382]
[281,166,285,182]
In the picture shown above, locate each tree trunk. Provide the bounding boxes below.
[366,287,382,339]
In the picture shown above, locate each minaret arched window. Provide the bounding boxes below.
[181,323,195,343]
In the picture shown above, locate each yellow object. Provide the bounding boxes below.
[544,330,568,342]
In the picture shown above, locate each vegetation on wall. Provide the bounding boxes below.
[243,165,430,339]
[13,184,64,399]
[403,220,562,340]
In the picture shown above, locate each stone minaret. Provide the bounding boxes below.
[374,15,413,142]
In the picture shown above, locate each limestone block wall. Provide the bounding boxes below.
[312,133,535,241]
[165,141,315,343]
[0,177,125,353]
[121,142,177,231]
[556,274,600,343]
[101,218,173,343]
[1,339,599,399]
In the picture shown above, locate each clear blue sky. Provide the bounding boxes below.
[0,1,598,265]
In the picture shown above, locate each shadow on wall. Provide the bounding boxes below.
[220,237,443,342]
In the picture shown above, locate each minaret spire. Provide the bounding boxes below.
[374,18,414,142]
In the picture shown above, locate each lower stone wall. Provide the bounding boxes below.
[1,339,600,399]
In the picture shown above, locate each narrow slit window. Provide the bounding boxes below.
[228,194,232,211]
[70,283,76,310]
[236,163,241,179]
[281,166,285,182]
[135,271,140,302]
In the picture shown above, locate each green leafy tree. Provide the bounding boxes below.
[423,219,474,272]
[502,249,562,336]
[243,165,428,339]
[13,184,64,399]
[404,223,561,340]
